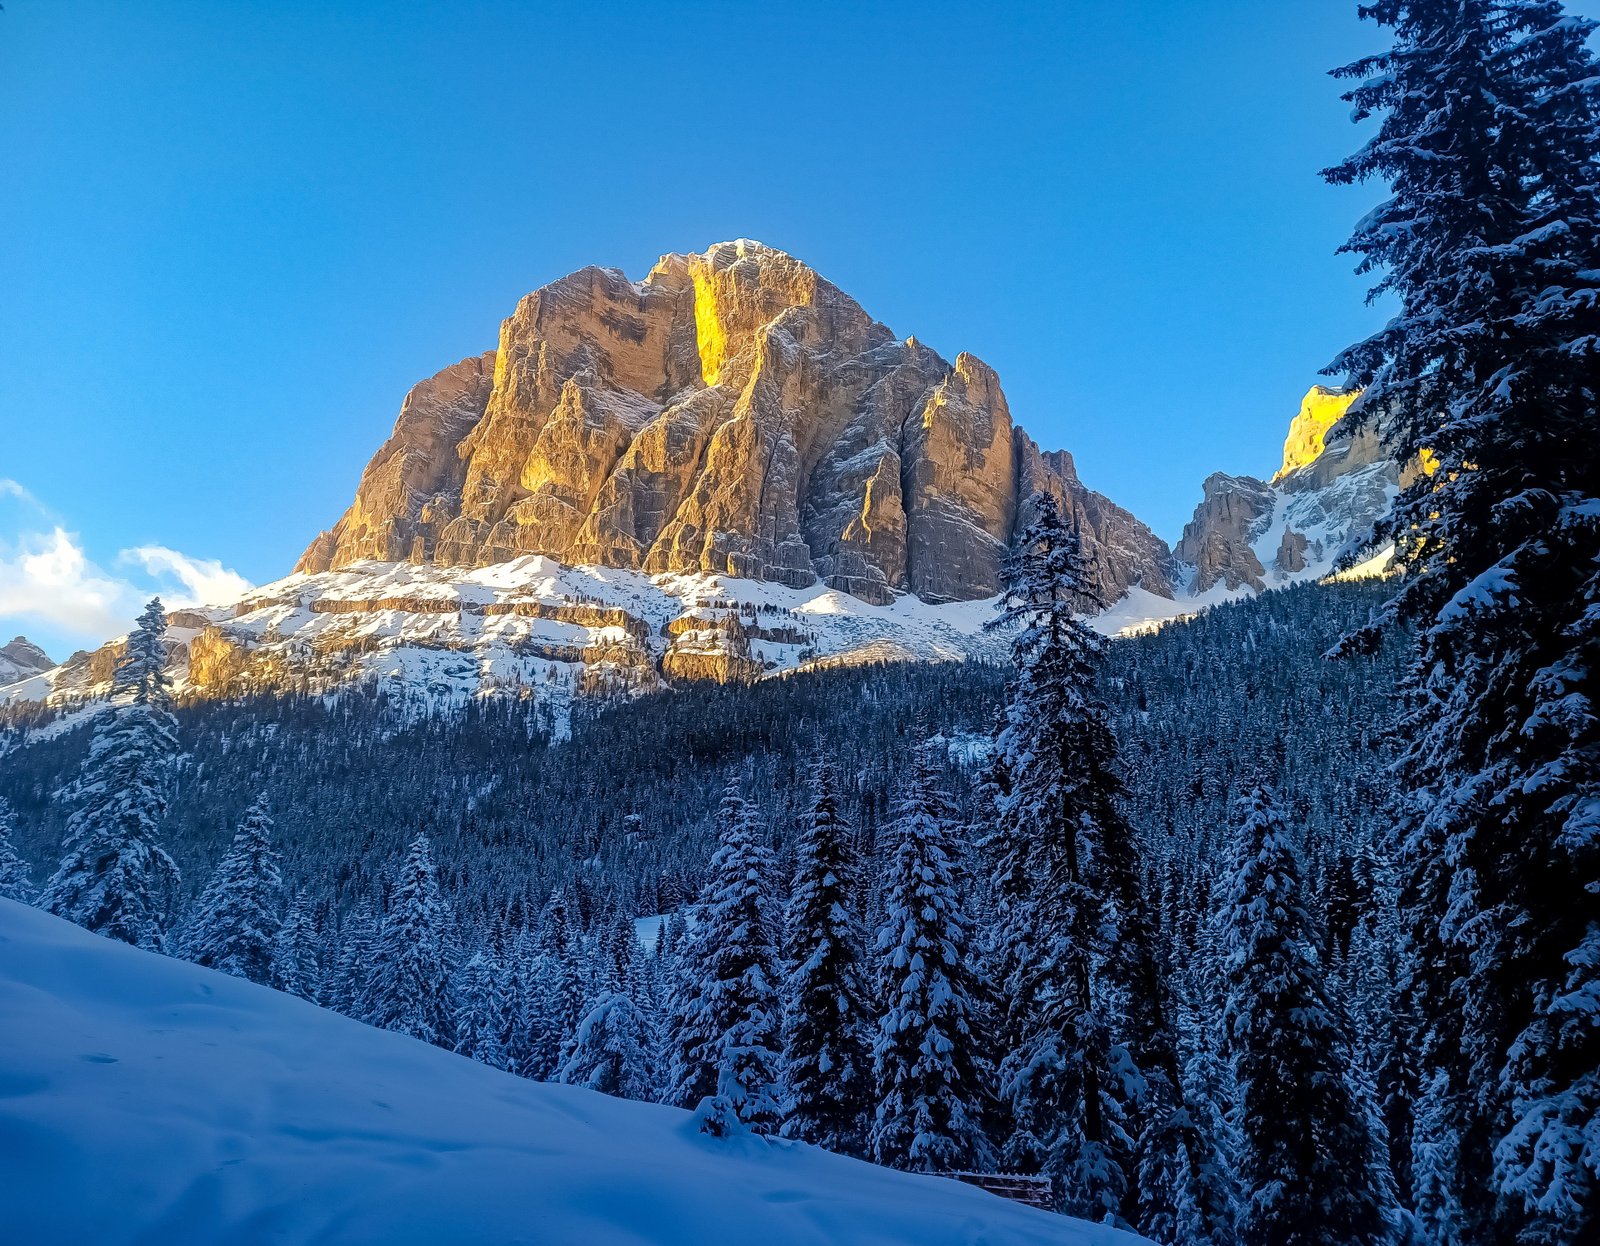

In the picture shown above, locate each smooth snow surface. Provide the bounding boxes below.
[0,899,1147,1246]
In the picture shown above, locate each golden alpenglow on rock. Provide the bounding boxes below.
[296,240,1179,606]
[1275,385,1360,482]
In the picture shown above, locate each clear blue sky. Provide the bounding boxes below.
[3,0,1558,656]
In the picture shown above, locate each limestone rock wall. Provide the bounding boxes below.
[297,241,1177,605]
[1174,473,1276,593]
[1174,385,1402,594]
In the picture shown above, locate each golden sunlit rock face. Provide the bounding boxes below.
[295,240,1178,605]
[1275,385,1361,482]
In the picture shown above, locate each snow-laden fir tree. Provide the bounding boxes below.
[272,891,321,1002]
[525,889,589,1080]
[557,991,659,1102]
[1136,981,1244,1246]
[0,796,35,904]
[328,901,378,1018]
[985,490,1179,1227]
[1163,984,1243,1246]
[452,948,513,1071]
[1218,786,1395,1246]
[598,912,642,997]
[781,760,873,1156]
[666,779,785,1136]
[870,745,992,1173]
[1327,4,1600,1240]
[178,795,282,984]
[42,598,181,949]
[1411,1069,1464,1246]
[365,833,456,1048]
[506,926,546,1080]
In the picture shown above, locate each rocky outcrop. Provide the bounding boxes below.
[1274,386,1360,482]
[1177,385,1401,594]
[1174,473,1275,593]
[301,353,498,568]
[1274,528,1309,575]
[297,241,1177,606]
[0,636,53,686]
[187,626,248,689]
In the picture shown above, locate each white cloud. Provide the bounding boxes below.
[0,527,141,647]
[0,486,254,654]
[120,546,252,610]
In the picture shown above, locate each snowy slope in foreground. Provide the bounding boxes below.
[0,900,1145,1246]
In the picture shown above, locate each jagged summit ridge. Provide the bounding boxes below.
[297,242,1178,606]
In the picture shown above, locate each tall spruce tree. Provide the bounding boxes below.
[526,889,589,1080]
[870,747,992,1173]
[1328,4,1600,1240]
[366,833,456,1048]
[272,892,321,1002]
[986,491,1181,1227]
[666,780,785,1135]
[329,901,378,1018]
[1166,986,1244,1246]
[1218,786,1395,1246]
[0,796,35,904]
[1412,1069,1465,1246]
[42,598,181,949]
[179,795,283,984]
[452,948,513,1071]
[781,760,873,1156]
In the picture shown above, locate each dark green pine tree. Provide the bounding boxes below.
[666,779,785,1136]
[781,760,873,1157]
[1327,4,1600,1241]
[0,795,36,904]
[179,795,283,984]
[271,891,321,1002]
[870,746,992,1173]
[1218,786,1396,1246]
[451,947,513,1071]
[986,490,1188,1230]
[365,833,456,1048]
[43,598,181,949]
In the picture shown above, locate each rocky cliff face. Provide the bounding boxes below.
[0,636,53,687]
[1174,386,1398,595]
[1174,473,1278,593]
[297,241,1177,606]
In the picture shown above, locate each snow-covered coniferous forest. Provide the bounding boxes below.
[3,3,1599,1244]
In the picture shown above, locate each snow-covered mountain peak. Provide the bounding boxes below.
[0,635,54,689]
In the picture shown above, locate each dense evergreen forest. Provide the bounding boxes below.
[0,576,1410,1238]
[0,578,1401,944]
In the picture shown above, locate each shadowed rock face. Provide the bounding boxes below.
[1175,473,1277,593]
[0,636,53,686]
[297,241,1178,604]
